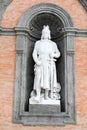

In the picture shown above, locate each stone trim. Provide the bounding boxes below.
[0,26,15,36]
[63,28,87,37]
[13,3,77,125]
[0,26,87,37]
[0,0,13,25]
[13,29,76,125]
[79,0,87,10]
[17,3,73,28]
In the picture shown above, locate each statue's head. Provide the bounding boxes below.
[41,25,51,40]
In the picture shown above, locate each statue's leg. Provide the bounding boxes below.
[44,90,49,100]
[34,73,41,102]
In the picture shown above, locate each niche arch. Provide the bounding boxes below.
[14,3,76,125]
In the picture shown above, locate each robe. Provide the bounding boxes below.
[33,39,60,92]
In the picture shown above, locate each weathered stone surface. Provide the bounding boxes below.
[29,104,61,114]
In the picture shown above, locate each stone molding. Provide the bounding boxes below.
[0,26,87,37]
[17,3,73,28]
[0,0,86,26]
[79,0,87,10]
[13,3,76,125]
[13,29,76,125]
[0,0,13,25]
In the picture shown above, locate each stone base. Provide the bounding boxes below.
[29,97,60,105]
[29,96,61,113]
[29,104,61,113]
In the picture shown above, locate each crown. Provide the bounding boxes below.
[42,25,50,34]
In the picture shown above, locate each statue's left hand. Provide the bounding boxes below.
[49,53,54,58]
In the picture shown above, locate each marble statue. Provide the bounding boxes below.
[30,25,61,104]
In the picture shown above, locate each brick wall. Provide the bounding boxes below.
[0,0,87,130]
[1,0,87,28]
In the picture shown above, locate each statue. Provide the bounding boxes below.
[30,25,61,104]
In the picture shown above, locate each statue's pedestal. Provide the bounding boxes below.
[29,98,61,113]
[29,104,61,113]
[30,97,60,105]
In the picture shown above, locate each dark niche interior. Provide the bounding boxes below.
[24,12,65,112]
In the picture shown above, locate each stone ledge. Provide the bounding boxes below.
[0,26,87,37]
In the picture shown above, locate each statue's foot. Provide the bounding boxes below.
[44,96,50,100]
[34,96,40,103]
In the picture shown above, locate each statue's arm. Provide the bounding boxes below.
[52,43,60,58]
[32,42,41,65]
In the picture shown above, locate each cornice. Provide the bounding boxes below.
[0,26,87,37]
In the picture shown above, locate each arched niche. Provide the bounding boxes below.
[14,3,76,125]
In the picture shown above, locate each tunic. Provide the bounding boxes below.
[32,39,60,91]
